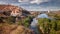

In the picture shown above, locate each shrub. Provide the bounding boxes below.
[38,18,57,34]
[4,16,16,24]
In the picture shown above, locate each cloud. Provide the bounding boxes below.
[18,0,30,2]
[0,1,6,4]
[0,0,18,2]
[18,0,50,4]
[30,0,50,4]
[0,0,50,4]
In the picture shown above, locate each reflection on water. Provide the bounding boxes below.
[37,13,49,18]
[30,18,38,27]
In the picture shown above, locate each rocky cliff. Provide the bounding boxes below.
[0,5,31,17]
[0,5,23,16]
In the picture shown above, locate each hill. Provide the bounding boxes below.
[0,5,23,16]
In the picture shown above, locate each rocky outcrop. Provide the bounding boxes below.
[0,5,31,17]
[0,5,22,17]
[22,10,30,16]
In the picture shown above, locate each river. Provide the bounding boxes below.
[30,13,49,34]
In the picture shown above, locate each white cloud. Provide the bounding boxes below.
[18,0,50,4]
[18,0,29,2]
[30,0,50,4]
[0,1,7,4]
[0,0,18,3]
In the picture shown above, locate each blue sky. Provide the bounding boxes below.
[0,0,60,11]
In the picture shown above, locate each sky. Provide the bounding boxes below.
[0,0,60,11]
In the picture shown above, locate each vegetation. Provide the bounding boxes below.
[1,11,60,34]
[38,13,60,34]
[21,16,33,27]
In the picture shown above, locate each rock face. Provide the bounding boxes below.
[0,24,34,34]
[0,5,22,17]
[0,5,31,17]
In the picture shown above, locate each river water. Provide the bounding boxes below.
[30,13,49,34]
